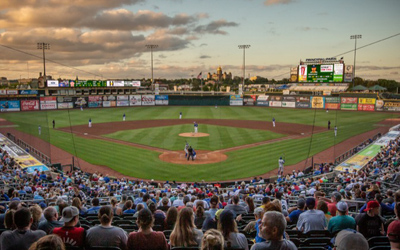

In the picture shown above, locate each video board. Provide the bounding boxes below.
[298,64,343,83]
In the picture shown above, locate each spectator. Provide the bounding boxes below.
[195,202,206,229]
[123,200,136,214]
[250,211,297,250]
[29,204,42,231]
[201,229,224,250]
[3,210,15,230]
[38,206,64,234]
[133,203,144,219]
[157,197,170,213]
[218,209,248,250]
[245,196,255,214]
[356,200,385,238]
[170,207,203,247]
[224,195,247,216]
[127,208,168,250]
[72,197,87,216]
[164,206,178,230]
[0,207,46,250]
[359,193,394,215]
[286,199,306,225]
[328,201,356,235]
[296,198,327,233]
[86,198,101,214]
[53,206,85,248]
[111,197,122,216]
[28,234,66,250]
[85,205,128,250]
[333,229,368,250]
[259,196,271,211]
[317,200,332,224]
[320,191,341,216]
[387,202,400,249]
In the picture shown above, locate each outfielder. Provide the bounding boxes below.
[278,156,285,176]
[334,126,337,137]
[194,122,198,133]
[38,125,41,135]
[89,118,92,128]
[272,117,276,127]
[123,113,126,121]
[179,112,182,119]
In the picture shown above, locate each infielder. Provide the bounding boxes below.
[272,117,276,127]
[184,142,189,157]
[179,112,182,119]
[194,122,198,133]
[278,156,285,176]
[334,126,337,137]
[89,118,92,128]
[123,113,126,121]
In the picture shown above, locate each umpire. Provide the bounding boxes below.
[187,146,194,161]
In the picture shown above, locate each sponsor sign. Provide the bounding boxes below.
[229,95,243,106]
[57,96,73,103]
[0,100,20,112]
[269,101,282,107]
[341,97,357,104]
[323,90,331,96]
[335,144,382,172]
[296,102,310,108]
[103,101,116,107]
[40,97,57,110]
[270,96,282,101]
[257,101,269,106]
[0,90,7,95]
[310,97,325,109]
[257,96,269,106]
[47,80,59,87]
[117,101,129,107]
[296,96,310,102]
[155,95,169,106]
[341,103,357,110]
[282,101,295,108]
[124,81,141,87]
[117,95,129,101]
[57,103,74,109]
[107,80,125,87]
[141,95,155,106]
[130,95,142,106]
[299,64,343,83]
[283,96,295,102]
[21,100,39,111]
[282,90,290,95]
[7,90,18,95]
[89,96,102,102]
[0,134,49,173]
[244,98,255,106]
[88,96,103,108]
[344,65,354,82]
[74,97,88,108]
[299,65,307,82]
[375,100,384,111]
[358,104,375,111]
[325,97,340,103]
[358,98,376,105]
[325,103,340,110]
[383,101,400,112]
[59,80,70,87]
[19,90,38,95]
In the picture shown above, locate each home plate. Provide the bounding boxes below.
[84,133,88,135]
[301,133,304,135]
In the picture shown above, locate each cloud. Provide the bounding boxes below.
[390,72,398,75]
[200,55,211,59]
[264,0,295,6]
[194,19,239,35]
[358,65,400,71]
[297,27,328,31]
[199,43,208,47]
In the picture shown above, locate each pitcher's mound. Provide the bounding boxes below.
[179,132,210,137]
[159,150,227,164]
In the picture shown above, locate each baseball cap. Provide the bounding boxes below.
[61,206,79,222]
[297,199,306,208]
[336,201,348,212]
[365,200,380,211]
[334,229,368,250]
[387,220,400,242]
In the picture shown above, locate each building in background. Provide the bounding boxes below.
[207,66,232,81]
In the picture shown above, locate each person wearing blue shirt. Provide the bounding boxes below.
[359,193,394,215]
[87,198,101,214]
[286,199,306,225]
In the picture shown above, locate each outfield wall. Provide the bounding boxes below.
[0,90,399,112]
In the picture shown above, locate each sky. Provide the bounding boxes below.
[0,0,399,81]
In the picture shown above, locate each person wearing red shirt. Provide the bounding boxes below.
[53,206,85,248]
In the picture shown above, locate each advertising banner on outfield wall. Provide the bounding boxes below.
[340,97,357,110]
[6,90,18,95]
[310,96,325,109]
[283,96,296,102]
[269,101,282,107]
[325,97,340,103]
[19,90,38,95]
[295,102,310,108]
[383,101,400,112]
[117,101,130,107]
[142,95,155,106]
[229,95,243,106]
[244,97,255,106]
[21,100,39,111]
[57,103,74,109]
[257,95,269,106]
[325,103,340,110]
[103,101,116,107]
[40,97,57,110]
[74,97,88,108]
[155,95,169,105]
[358,104,375,111]
[0,100,20,112]
[281,101,295,108]
[88,96,103,108]
[270,96,282,101]
[358,98,376,105]
[57,96,74,103]
[130,95,142,106]
[117,95,129,101]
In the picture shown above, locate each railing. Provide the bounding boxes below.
[7,133,51,164]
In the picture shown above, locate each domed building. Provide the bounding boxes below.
[207,66,232,82]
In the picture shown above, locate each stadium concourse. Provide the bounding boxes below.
[0,128,399,249]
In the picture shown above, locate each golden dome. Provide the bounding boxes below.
[217,66,222,72]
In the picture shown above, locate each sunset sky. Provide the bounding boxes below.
[0,0,399,81]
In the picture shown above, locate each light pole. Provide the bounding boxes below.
[238,45,250,94]
[37,43,50,79]
[350,35,362,89]
[145,44,158,92]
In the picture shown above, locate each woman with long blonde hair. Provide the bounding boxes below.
[170,207,203,247]
[201,229,224,250]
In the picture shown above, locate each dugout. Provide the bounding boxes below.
[168,95,230,106]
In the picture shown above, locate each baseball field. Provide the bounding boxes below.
[0,106,397,181]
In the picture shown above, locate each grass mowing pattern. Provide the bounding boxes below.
[0,107,397,181]
[104,124,285,150]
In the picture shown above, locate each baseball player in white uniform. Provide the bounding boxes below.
[194,122,198,133]
[272,117,276,127]
[334,126,337,137]
[89,118,92,128]
[179,112,182,119]
[278,157,285,176]
[38,125,41,135]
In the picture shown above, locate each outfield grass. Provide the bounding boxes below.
[104,124,285,150]
[0,107,397,181]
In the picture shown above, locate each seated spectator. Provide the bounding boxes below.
[201,229,224,250]
[333,229,368,250]
[86,198,101,215]
[286,198,306,225]
[148,202,165,229]
[205,195,220,220]
[359,193,394,215]
[195,202,206,229]
[133,203,144,219]
[356,200,385,238]
[111,197,122,216]
[297,198,327,233]
[387,202,400,250]
[71,197,87,216]
[317,200,332,224]
[245,196,255,214]
[127,208,168,250]
[224,195,247,216]
[218,209,248,250]
[28,234,66,250]
[320,191,341,216]
[250,211,297,250]
[328,201,356,235]
[164,206,178,230]
[53,206,85,248]
[157,197,170,213]
[3,210,16,230]
[170,207,203,247]
[243,207,263,235]
[0,207,46,250]
[123,200,137,214]
[29,204,42,231]
[38,206,64,234]
[85,205,128,250]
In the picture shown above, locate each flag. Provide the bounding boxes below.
[197,72,202,79]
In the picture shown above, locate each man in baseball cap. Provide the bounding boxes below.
[333,229,368,250]
[356,200,385,238]
[52,206,85,247]
[328,201,356,235]
[387,202,400,249]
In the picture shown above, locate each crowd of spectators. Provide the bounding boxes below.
[0,133,399,250]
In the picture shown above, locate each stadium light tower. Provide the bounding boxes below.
[37,42,50,78]
[350,35,362,89]
[238,45,250,94]
[145,44,158,92]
